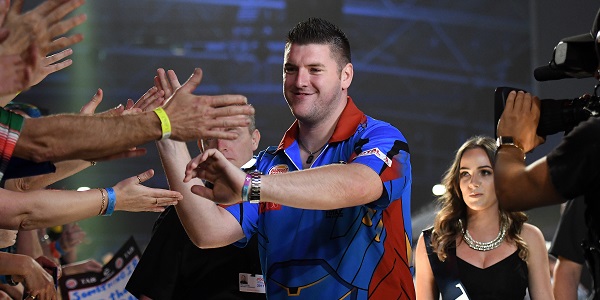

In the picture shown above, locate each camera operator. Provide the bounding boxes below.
[494,31,600,300]
[494,89,569,210]
[495,89,600,299]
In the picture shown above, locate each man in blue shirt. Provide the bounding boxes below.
[168,18,414,299]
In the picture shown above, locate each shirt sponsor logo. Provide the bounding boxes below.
[259,202,282,213]
[326,209,343,218]
[268,164,289,175]
[257,165,288,213]
[357,148,392,167]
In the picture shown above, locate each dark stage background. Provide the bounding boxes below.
[16,0,600,261]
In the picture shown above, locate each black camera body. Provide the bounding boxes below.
[494,86,600,138]
[495,7,600,138]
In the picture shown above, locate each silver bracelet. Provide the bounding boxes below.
[248,172,261,204]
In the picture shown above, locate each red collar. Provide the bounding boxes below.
[277,96,367,151]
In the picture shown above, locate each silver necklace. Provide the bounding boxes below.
[297,139,326,164]
[459,219,507,251]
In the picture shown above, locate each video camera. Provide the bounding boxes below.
[494,8,600,137]
[494,87,599,137]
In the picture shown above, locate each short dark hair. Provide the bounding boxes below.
[286,17,351,70]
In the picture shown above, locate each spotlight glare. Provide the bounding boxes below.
[432,184,446,196]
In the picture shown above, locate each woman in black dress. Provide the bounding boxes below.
[414,136,553,299]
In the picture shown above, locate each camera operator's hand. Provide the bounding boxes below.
[497,90,545,152]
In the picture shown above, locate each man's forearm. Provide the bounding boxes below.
[0,188,106,230]
[495,149,564,210]
[15,230,44,259]
[261,163,383,210]
[5,160,92,192]
[157,140,243,248]
[553,259,582,300]
[16,112,161,162]
[0,253,31,276]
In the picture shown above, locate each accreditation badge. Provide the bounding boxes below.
[239,273,266,293]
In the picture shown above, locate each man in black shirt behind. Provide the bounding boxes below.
[126,112,265,299]
[494,8,600,298]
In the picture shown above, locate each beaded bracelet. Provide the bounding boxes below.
[241,173,252,202]
[97,188,106,216]
[104,187,116,216]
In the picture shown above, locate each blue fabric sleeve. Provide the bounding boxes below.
[350,120,411,210]
[225,202,259,248]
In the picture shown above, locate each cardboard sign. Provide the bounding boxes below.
[59,237,141,300]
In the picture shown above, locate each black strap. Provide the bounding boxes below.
[423,228,471,300]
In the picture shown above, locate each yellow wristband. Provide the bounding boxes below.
[153,107,171,140]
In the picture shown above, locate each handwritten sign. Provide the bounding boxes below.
[59,237,141,300]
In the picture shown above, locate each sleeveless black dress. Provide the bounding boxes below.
[456,250,529,299]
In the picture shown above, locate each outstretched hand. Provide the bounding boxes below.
[1,0,87,56]
[29,48,74,88]
[0,0,86,99]
[0,46,73,102]
[162,68,254,141]
[154,68,181,100]
[14,255,57,300]
[81,88,129,117]
[128,86,165,112]
[57,223,85,255]
[0,229,17,248]
[125,68,181,114]
[184,149,246,205]
[62,259,102,276]
[113,169,182,213]
[0,53,30,97]
[79,89,147,161]
[79,88,103,115]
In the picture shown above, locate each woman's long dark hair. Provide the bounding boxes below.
[430,136,529,261]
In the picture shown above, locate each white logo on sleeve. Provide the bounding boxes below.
[357,148,392,167]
